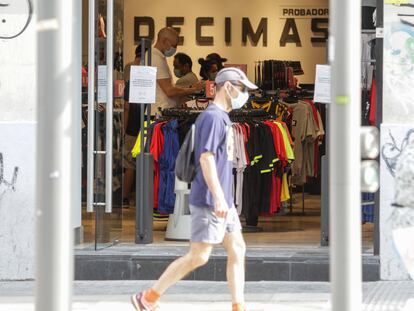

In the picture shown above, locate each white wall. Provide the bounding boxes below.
[381,3,414,280]
[124,0,328,84]
[0,0,36,280]
[0,123,36,280]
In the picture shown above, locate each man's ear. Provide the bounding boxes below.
[224,81,233,92]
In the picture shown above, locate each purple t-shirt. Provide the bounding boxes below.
[189,103,234,209]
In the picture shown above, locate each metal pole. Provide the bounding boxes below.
[329,0,362,310]
[373,0,384,257]
[137,38,146,239]
[105,0,114,213]
[36,0,76,309]
[87,0,96,213]
[136,38,153,244]
[73,0,82,234]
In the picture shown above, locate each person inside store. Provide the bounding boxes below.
[173,52,199,106]
[198,53,227,81]
[150,27,204,115]
[206,52,227,71]
[122,44,148,207]
[173,52,199,87]
[198,58,219,81]
[131,67,258,311]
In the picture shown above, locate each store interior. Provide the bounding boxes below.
[79,0,377,250]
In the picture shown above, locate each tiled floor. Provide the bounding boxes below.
[81,194,374,248]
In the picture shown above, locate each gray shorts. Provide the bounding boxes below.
[189,205,242,244]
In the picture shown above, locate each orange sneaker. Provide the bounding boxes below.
[131,292,160,311]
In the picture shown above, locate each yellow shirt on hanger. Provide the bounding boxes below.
[275,122,295,161]
[131,120,155,158]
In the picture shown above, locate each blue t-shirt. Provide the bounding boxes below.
[189,103,234,209]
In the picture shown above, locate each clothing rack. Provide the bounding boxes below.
[289,184,306,215]
[229,108,269,119]
[255,60,304,91]
[158,107,295,231]
[161,108,204,118]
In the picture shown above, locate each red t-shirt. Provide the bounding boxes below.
[369,78,376,126]
[150,122,166,209]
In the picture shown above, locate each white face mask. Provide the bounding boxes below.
[174,69,183,78]
[164,46,176,57]
[226,84,248,110]
[209,72,217,81]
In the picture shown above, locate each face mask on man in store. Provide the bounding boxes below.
[164,38,177,57]
[174,69,183,78]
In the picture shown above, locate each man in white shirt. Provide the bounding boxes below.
[150,27,203,115]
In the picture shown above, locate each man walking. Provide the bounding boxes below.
[131,68,257,311]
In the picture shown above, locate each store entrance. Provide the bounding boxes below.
[79,0,376,252]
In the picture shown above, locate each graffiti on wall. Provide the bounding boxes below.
[0,153,18,200]
[384,3,414,116]
[0,0,32,40]
[382,128,414,208]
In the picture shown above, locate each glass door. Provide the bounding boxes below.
[83,0,124,250]
[95,0,125,250]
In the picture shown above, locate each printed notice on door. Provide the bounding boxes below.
[129,66,157,104]
[97,65,107,103]
[314,64,331,104]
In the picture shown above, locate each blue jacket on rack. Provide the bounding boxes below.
[158,119,180,214]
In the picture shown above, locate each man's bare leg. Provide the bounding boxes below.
[152,242,213,295]
[222,230,247,304]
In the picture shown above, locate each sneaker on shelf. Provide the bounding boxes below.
[131,292,160,311]
[153,211,169,221]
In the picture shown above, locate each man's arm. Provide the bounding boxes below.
[199,152,228,218]
[158,78,203,98]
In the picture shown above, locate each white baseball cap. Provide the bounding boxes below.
[215,67,258,90]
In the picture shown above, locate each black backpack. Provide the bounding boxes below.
[175,124,198,183]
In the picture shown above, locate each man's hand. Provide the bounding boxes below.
[214,196,229,219]
[193,80,206,92]
[199,152,228,218]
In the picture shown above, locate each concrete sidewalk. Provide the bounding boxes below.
[0,281,413,311]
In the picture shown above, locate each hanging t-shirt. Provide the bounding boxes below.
[150,122,167,209]
[369,78,376,126]
[276,122,295,162]
[288,101,319,184]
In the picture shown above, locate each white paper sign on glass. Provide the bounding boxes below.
[314,64,331,104]
[97,65,107,103]
[129,66,157,104]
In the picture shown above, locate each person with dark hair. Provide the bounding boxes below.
[198,58,219,81]
[206,53,227,70]
[173,53,198,88]
[124,44,147,82]
[198,53,227,81]
[173,53,199,106]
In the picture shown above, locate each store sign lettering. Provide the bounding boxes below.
[134,15,328,47]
